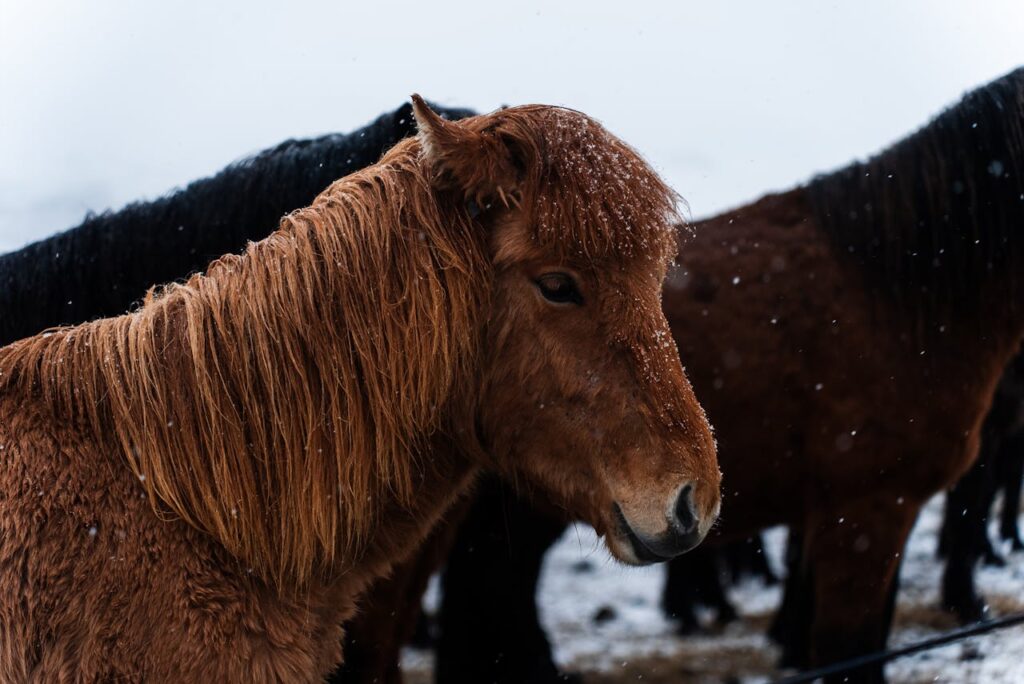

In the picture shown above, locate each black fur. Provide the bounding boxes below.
[938,356,1024,623]
[435,478,580,684]
[661,545,738,635]
[0,101,475,347]
[807,67,1024,329]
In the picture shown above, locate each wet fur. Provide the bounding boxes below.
[0,101,714,681]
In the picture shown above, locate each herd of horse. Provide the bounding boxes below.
[0,68,1021,683]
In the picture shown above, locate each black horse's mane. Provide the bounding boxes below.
[807,67,1024,328]
[0,101,475,346]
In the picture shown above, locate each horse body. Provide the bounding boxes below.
[671,67,1024,679]
[670,188,1016,671]
[0,100,719,680]
[0,393,438,681]
[675,188,1010,533]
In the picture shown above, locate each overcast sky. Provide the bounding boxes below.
[1,1,1022,253]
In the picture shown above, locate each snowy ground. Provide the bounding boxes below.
[401,495,1024,683]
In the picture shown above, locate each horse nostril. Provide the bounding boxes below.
[673,484,698,535]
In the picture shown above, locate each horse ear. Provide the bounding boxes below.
[411,94,521,208]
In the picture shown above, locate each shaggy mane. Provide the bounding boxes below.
[807,67,1024,328]
[0,103,680,587]
[1,140,489,587]
[0,101,475,347]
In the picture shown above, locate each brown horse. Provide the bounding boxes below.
[0,98,720,681]
[686,67,1024,681]
[340,68,1024,684]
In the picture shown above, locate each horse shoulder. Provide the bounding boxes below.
[0,392,350,682]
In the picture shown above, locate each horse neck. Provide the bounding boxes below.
[803,69,1024,360]
[351,432,481,584]
[794,166,1024,419]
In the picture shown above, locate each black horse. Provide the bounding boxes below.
[1,101,473,347]
[661,534,776,635]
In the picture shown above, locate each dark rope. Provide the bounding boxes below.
[771,611,1024,683]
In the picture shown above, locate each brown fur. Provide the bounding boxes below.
[669,191,1019,680]
[0,99,719,681]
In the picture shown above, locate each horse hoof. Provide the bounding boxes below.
[944,597,986,625]
[592,605,617,624]
[674,619,704,636]
[777,647,809,670]
[983,550,1007,567]
[715,605,739,626]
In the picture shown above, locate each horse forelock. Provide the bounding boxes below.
[462,105,683,268]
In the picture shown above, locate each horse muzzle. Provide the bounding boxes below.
[611,484,710,564]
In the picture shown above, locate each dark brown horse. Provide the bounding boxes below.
[937,355,1024,622]
[342,68,1024,684]
[0,99,720,681]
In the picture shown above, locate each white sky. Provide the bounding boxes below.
[1,1,1022,253]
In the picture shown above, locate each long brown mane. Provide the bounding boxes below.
[0,103,681,589]
[1,139,488,586]
[806,67,1024,328]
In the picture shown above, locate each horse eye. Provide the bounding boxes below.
[535,273,583,305]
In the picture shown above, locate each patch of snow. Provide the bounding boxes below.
[402,495,1024,682]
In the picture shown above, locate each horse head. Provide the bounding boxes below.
[414,97,721,562]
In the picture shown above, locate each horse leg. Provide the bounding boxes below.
[980,446,1006,566]
[754,534,780,585]
[723,535,777,585]
[662,551,705,634]
[722,540,745,585]
[803,498,919,684]
[663,545,737,633]
[940,441,997,622]
[740,533,779,585]
[769,529,813,670]
[435,477,573,684]
[700,550,739,626]
[998,432,1024,550]
[936,492,955,559]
